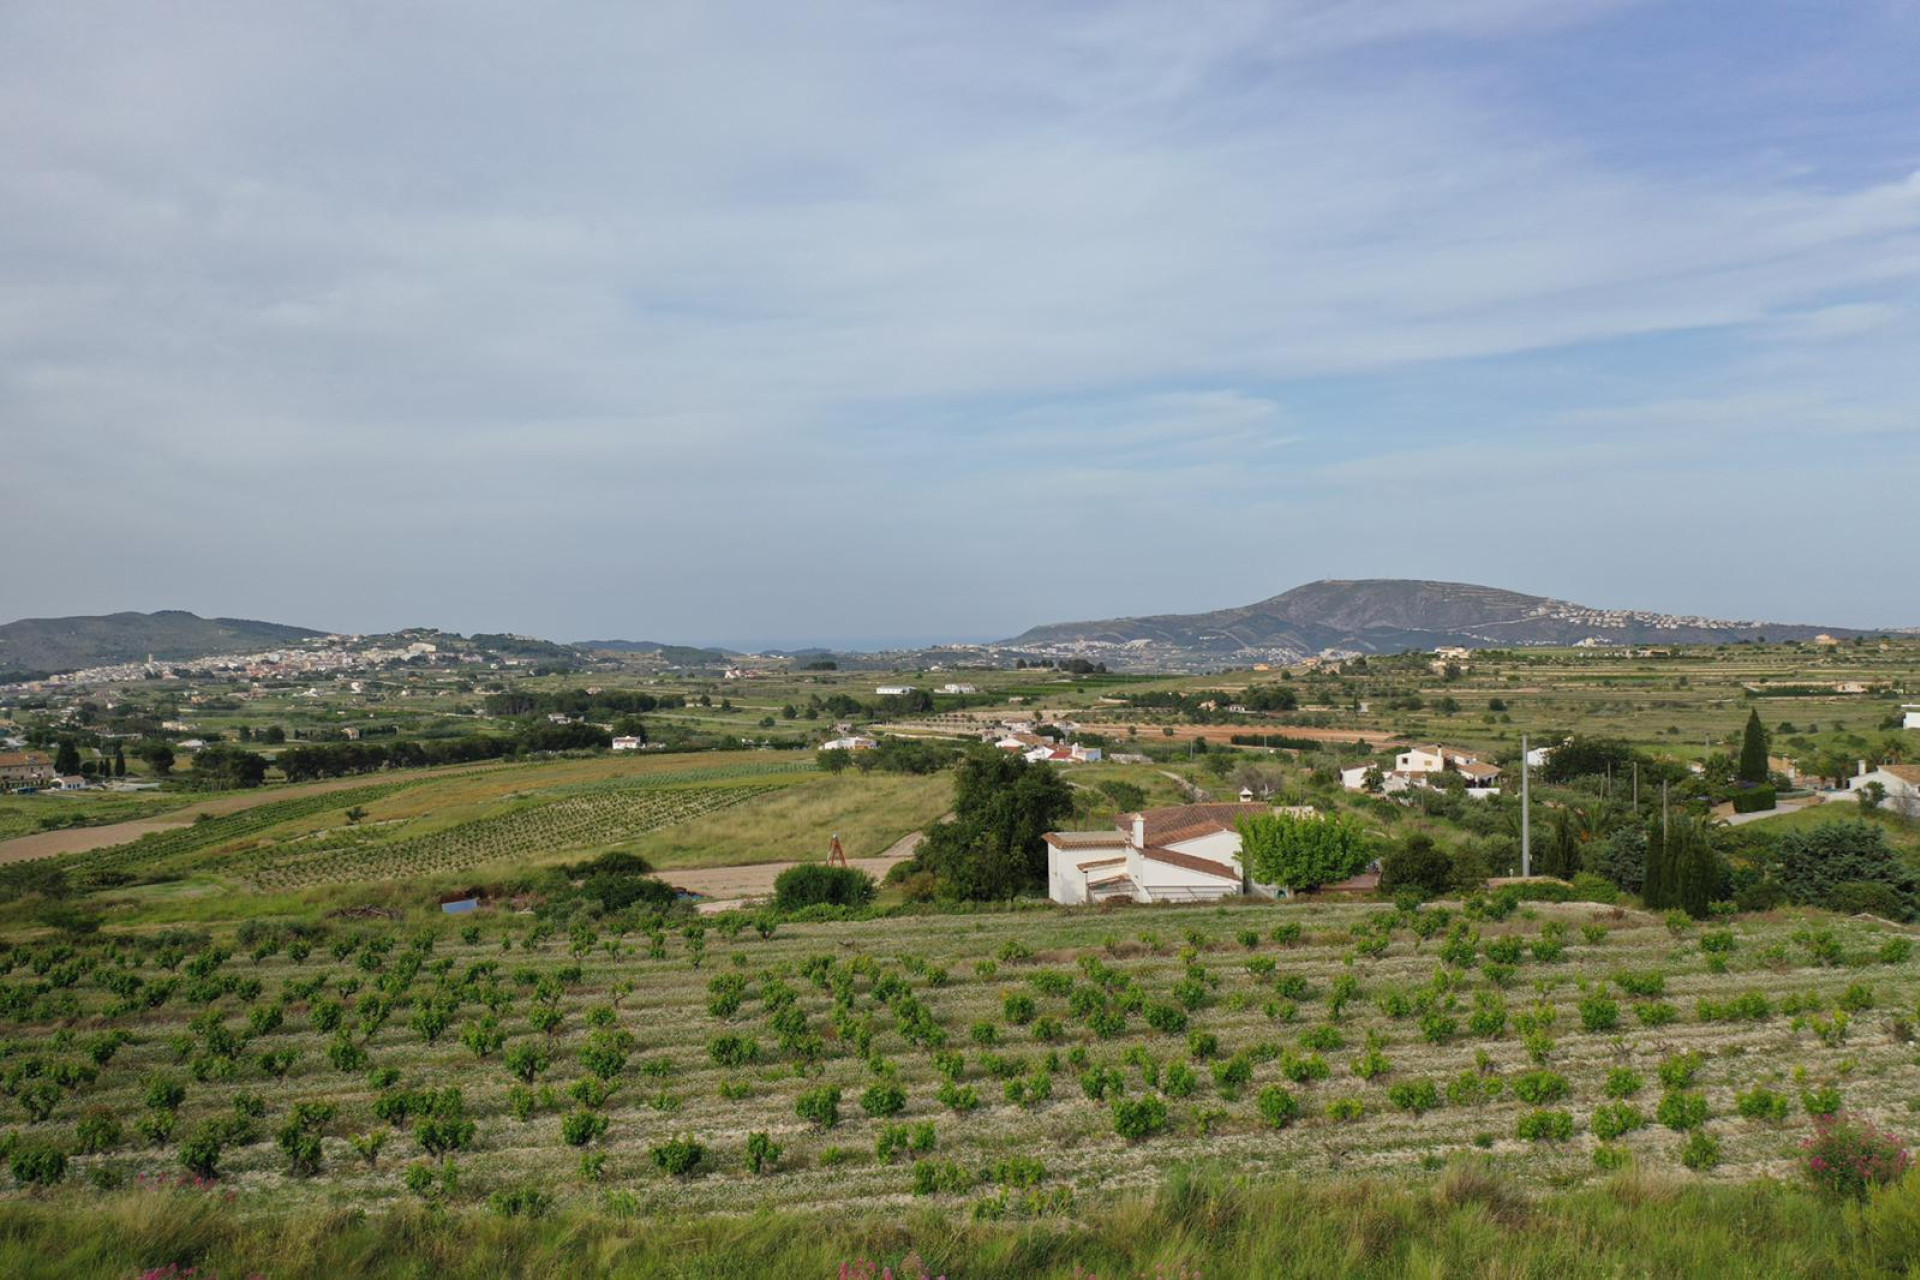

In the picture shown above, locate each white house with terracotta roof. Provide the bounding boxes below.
[1844,763,1920,817]
[1044,802,1276,905]
[1381,744,1502,796]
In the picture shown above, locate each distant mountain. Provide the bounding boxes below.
[1007,578,1873,666]
[0,610,326,676]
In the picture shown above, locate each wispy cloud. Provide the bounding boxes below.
[2,1,1916,640]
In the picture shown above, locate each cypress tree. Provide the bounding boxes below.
[1737,710,1770,784]
[53,740,81,775]
[1673,819,1719,919]
[1642,818,1672,910]
[113,746,127,778]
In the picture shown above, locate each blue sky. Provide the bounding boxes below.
[3,1,1917,648]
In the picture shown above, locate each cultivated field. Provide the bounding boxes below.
[3,894,1911,1232]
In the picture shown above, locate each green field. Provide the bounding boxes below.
[0,895,1913,1248]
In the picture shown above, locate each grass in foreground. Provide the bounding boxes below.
[1,1162,1916,1278]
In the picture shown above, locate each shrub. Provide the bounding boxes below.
[1111,1094,1169,1140]
[1282,1052,1330,1085]
[1804,1085,1844,1118]
[178,1122,226,1179]
[650,1135,705,1178]
[796,1085,841,1129]
[1003,994,1037,1025]
[1591,1103,1646,1141]
[772,865,877,911]
[1658,1052,1705,1090]
[1257,1085,1300,1129]
[1570,873,1619,904]
[746,1130,782,1174]
[911,1158,975,1196]
[75,1106,122,1154]
[1517,1109,1574,1142]
[1327,1097,1365,1122]
[1657,1091,1709,1132]
[1300,1023,1344,1052]
[1736,1087,1791,1122]
[1679,1129,1723,1171]
[413,1089,476,1156]
[1578,994,1620,1033]
[860,1082,907,1119]
[1387,1078,1441,1116]
[8,1140,65,1187]
[1802,1114,1913,1199]
[562,1109,609,1146]
[1163,1061,1198,1098]
[708,1034,759,1069]
[1143,1002,1188,1035]
[1512,1070,1570,1105]
[1634,1001,1678,1027]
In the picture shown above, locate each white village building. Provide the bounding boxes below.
[820,735,878,751]
[1045,802,1312,905]
[1843,763,1920,817]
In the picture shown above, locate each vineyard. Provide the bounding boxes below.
[63,780,426,882]
[239,785,785,889]
[40,759,820,892]
[0,894,1914,1236]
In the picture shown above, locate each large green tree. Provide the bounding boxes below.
[918,752,1075,900]
[1238,812,1371,894]
[1737,710,1770,785]
[52,740,81,775]
[1772,820,1915,919]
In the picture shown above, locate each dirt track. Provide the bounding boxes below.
[679,854,914,914]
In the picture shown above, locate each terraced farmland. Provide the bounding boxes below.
[2,895,1913,1229]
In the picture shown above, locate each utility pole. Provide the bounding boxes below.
[1521,733,1531,878]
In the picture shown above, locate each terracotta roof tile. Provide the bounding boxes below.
[1139,846,1241,881]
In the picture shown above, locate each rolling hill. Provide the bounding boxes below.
[0,610,326,676]
[1006,578,1872,666]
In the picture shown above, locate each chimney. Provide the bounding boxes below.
[1132,813,1146,850]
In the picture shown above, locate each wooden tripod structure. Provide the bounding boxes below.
[827,833,848,868]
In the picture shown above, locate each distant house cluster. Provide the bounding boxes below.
[981,719,1102,764]
[1340,743,1502,797]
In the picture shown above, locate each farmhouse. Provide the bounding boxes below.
[611,735,643,751]
[875,685,916,696]
[0,750,54,789]
[1023,742,1103,765]
[1045,802,1275,905]
[820,735,878,751]
[939,683,979,695]
[1905,706,1920,731]
[1845,763,1920,816]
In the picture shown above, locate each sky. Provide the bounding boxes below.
[3,1,1918,650]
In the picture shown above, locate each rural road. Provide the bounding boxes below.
[681,817,945,913]
[679,854,913,914]
[1718,796,1823,826]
